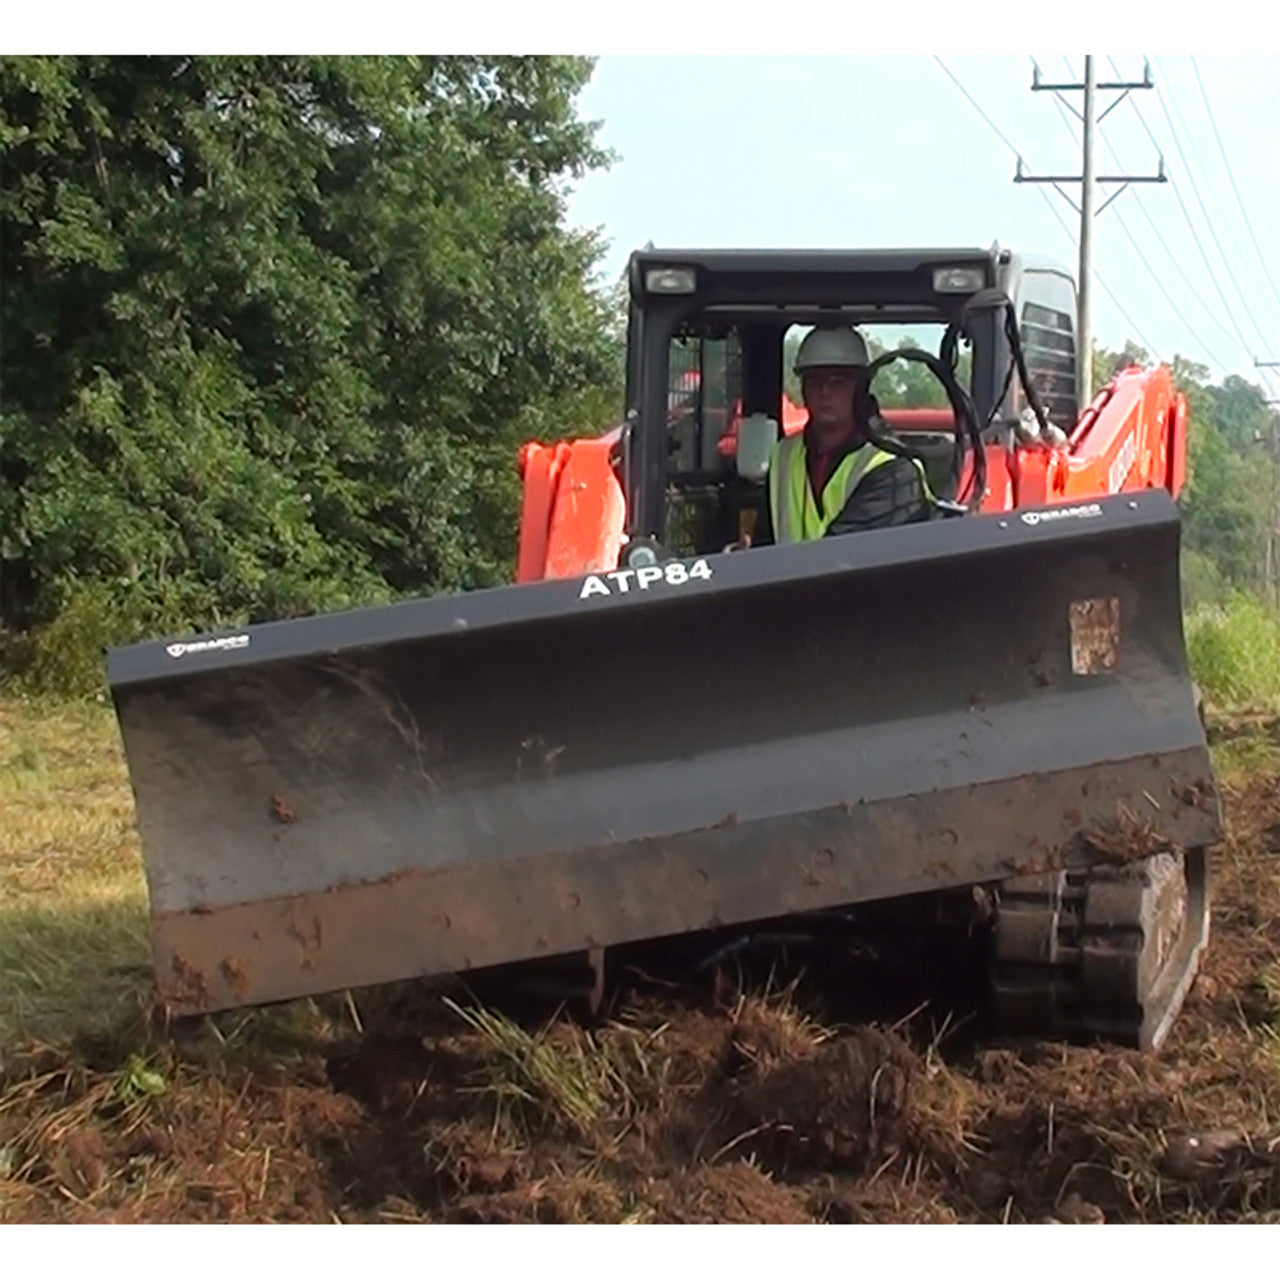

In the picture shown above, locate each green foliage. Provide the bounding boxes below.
[111,1053,167,1103]
[1182,415,1271,590]
[5,56,1278,701]
[1091,341,1279,611]
[1,56,617,690]
[1181,547,1231,612]
[1176,368,1276,600]
[1093,340,1150,391]
[1187,591,1280,710]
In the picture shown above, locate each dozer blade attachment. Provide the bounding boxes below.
[108,489,1220,1016]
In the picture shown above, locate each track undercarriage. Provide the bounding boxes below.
[461,849,1211,1054]
[990,848,1210,1050]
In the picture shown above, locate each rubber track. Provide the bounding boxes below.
[990,848,1210,1051]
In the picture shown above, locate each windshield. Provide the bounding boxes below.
[785,322,972,410]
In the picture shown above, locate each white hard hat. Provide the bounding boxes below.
[794,326,869,372]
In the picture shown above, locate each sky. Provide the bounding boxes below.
[562,55,1280,397]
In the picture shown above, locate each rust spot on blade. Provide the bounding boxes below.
[800,848,834,888]
[286,912,323,967]
[1070,597,1120,675]
[220,956,250,997]
[169,952,210,1007]
[1174,778,1216,810]
[270,794,298,824]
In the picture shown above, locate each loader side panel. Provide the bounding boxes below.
[109,490,1219,1015]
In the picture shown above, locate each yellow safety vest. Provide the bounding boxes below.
[767,433,905,543]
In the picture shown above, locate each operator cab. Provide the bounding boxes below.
[620,247,1079,558]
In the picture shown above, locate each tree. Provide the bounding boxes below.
[0,56,616,670]
[1161,352,1277,602]
[1093,339,1150,392]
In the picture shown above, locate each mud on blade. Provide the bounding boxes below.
[107,490,1220,1015]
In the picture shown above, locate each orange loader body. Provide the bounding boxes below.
[517,364,1187,582]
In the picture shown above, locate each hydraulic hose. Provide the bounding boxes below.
[859,346,987,512]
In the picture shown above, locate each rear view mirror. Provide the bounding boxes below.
[736,414,778,481]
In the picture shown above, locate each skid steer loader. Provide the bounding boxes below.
[107,245,1221,1050]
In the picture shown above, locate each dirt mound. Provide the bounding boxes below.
[648,1162,812,1224]
[0,1047,358,1222]
[729,1027,915,1173]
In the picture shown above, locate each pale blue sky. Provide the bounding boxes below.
[564,55,1280,397]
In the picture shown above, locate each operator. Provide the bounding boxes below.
[749,326,932,546]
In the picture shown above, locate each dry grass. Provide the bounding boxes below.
[0,697,150,1045]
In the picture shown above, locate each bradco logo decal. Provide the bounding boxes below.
[165,634,251,659]
[1020,503,1104,528]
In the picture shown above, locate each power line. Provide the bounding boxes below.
[1045,64,1081,142]
[1032,180,1161,359]
[1020,56,1167,402]
[1117,190,1242,355]
[933,56,1023,160]
[937,56,1161,362]
[1103,55,1268,367]
[1153,57,1270,333]
[1049,58,1228,374]
[1112,56,1276,394]
[1151,56,1276,359]
[1190,56,1280,325]
[1107,206,1221,371]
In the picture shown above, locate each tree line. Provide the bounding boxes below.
[0,56,621,689]
[1093,343,1280,611]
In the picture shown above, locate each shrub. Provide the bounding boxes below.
[1186,590,1280,711]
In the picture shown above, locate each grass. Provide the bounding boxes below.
[1187,591,1280,712]
[443,997,628,1138]
[0,697,150,1046]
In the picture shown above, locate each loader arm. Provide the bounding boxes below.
[1007,364,1186,508]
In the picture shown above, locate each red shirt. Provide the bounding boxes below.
[805,422,866,503]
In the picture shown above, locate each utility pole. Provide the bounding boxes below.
[1263,375,1280,607]
[1079,56,1096,417]
[1015,57,1165,411]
